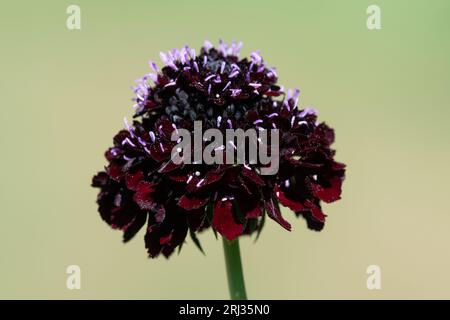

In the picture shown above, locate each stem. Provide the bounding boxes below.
[222,237,247,300]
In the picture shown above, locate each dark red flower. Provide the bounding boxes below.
[92,40,345,258]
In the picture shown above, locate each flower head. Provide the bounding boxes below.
[92,40,346,258]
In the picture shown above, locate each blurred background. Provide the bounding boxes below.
[1,0,449,299]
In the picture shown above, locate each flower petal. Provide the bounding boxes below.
[122,212,147,242]
[133,181,157,210]
[311,176,343,203]
[275,185,304,212]
[125,171,144,191]
[177,195,209,210]
[212,200,244,241]
[264,197,291,231]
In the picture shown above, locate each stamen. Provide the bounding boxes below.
[228,70,239,78]
[122,137,136,147]
[164,81,176,88]
[269,68,278,77]
[149,131,156,142]
[190,48,196,59]
[159,52,169,64]
[196,179,205,187]
[222,81,231,92]
[230,89,241,97]
[299,107,318,117]
[228,140,237,149]
[204,40,213,50]
[138,137,147,146]
[149,61,158,72]
[123,117,134,137]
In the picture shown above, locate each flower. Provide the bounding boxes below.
[92,40,346,258]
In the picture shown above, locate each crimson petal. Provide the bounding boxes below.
[311,176,343,203]
[212,200,244,241]
[178,195,209,210]
[264,197,291,231]
[133,181,157,210]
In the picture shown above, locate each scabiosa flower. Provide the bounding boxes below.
[92,40,345,259]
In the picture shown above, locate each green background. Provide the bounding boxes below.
[1,0,450,299]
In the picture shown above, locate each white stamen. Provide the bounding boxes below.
[196,179,205,187]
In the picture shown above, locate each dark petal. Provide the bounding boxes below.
[92,172,109,188]
[97,189,144,233]
[333,161,346,171]
[125,171,144,191]
[304,200,326,222]
[300,211,325,231]
[96,191,116,225]
[245,204,262,219]
[106,162,123,181]
[275,185,304,212]
[162,225,188,258]
[178,195,209,210]
[155,118,176,139]
[105,147,121,161]
[237,175,252,195]
[264,197,291,231]
[113,130,130,147]
[144,225,163,258]
[168,173,190,183]
[148,143,169,162]
[311,176,343,203]
[212,200,244,241]
[133,181,157,210]
[202,170,225,186]
[187,209,207,231]
[241,167,265,186]
[145,208,189,259]
[186,170,224,192]
[158,160,182,173]
[160,233,172,245]
[316,123,335,145]
[109,208,139,230]
[154,205,166,223]
[123,211,147,242]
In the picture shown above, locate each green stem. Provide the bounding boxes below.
[222,237,247,300]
